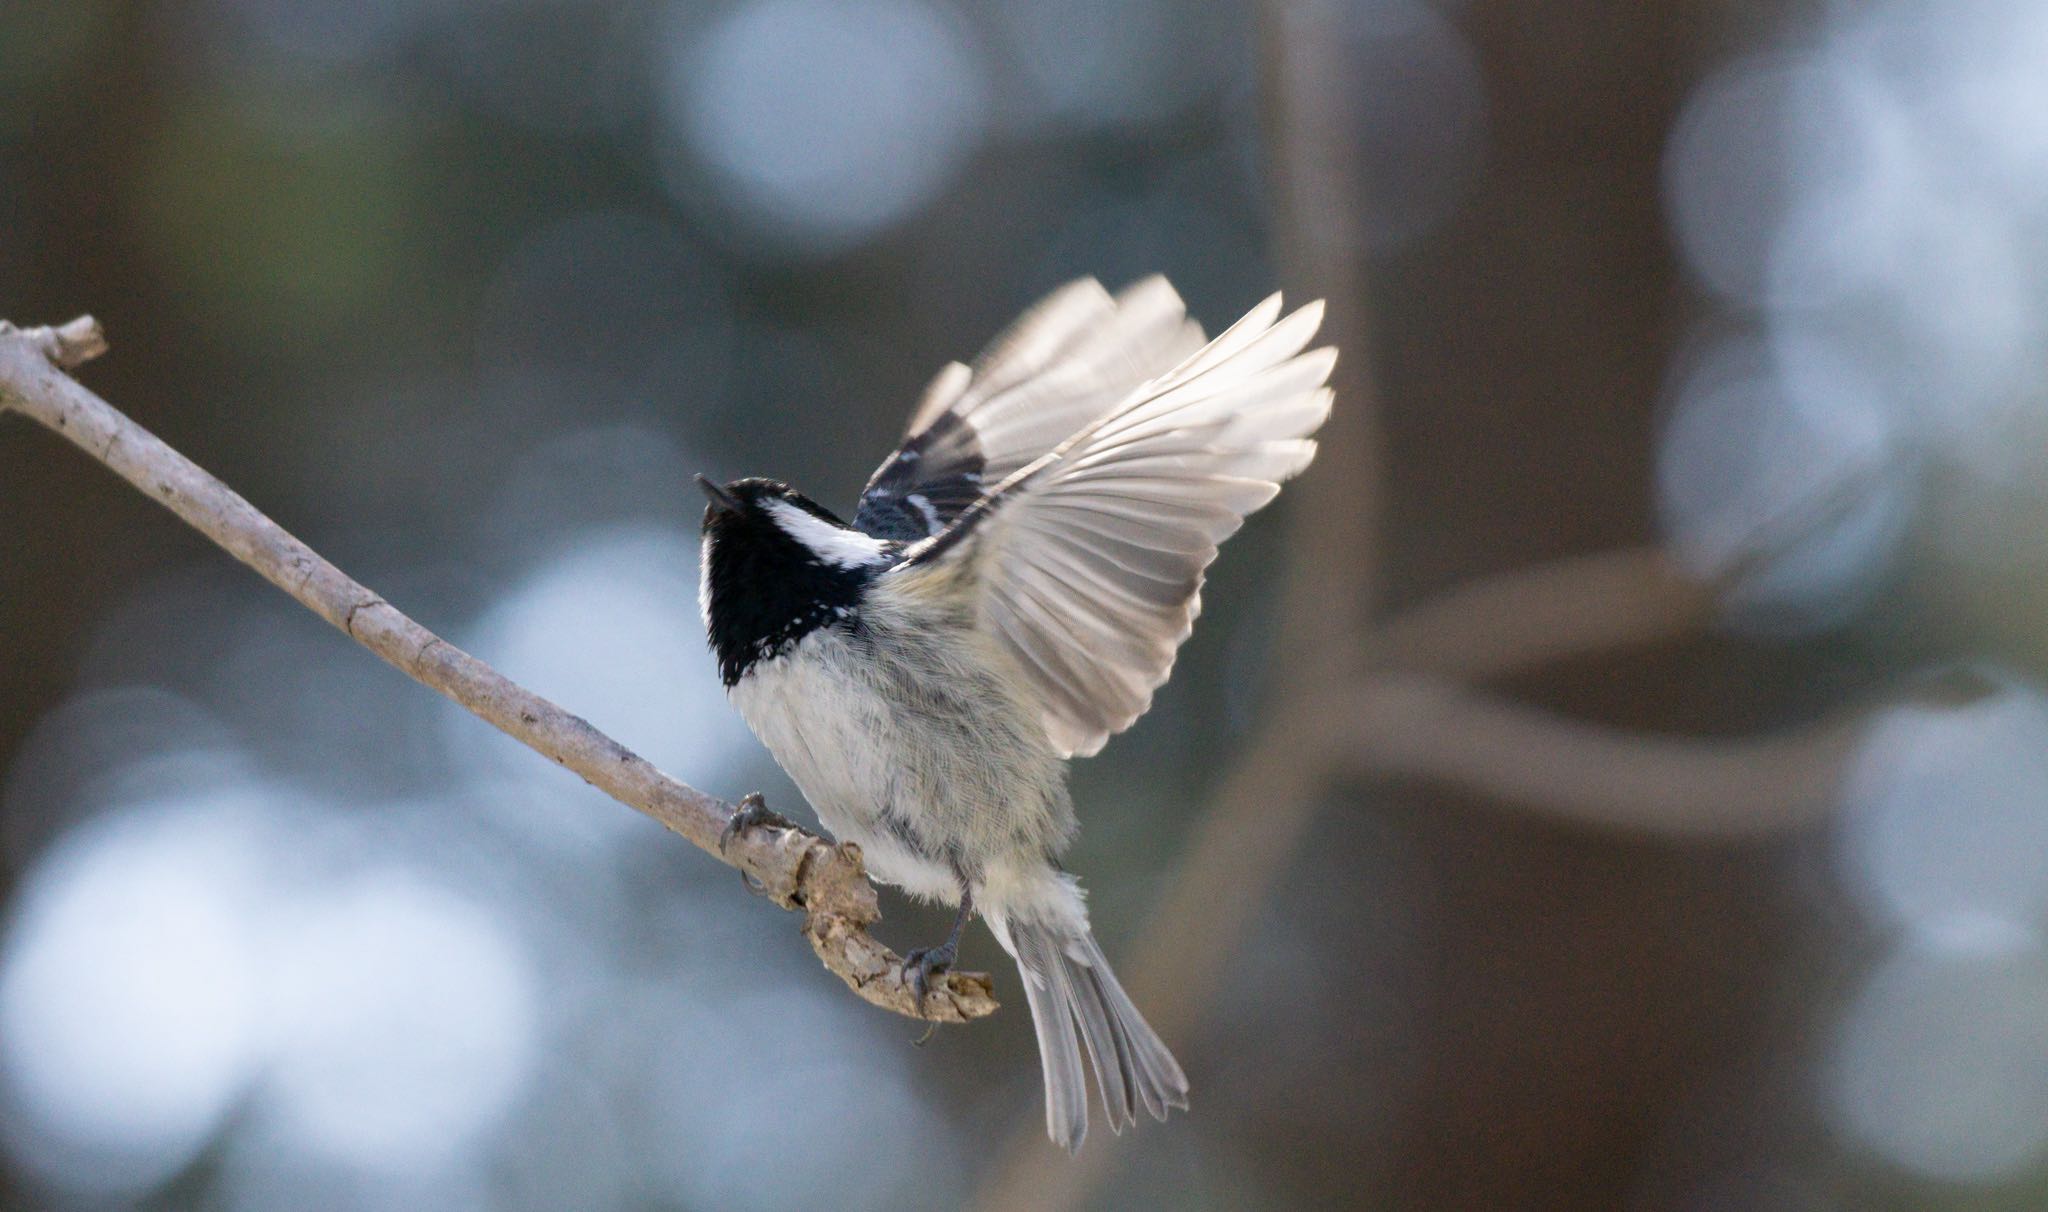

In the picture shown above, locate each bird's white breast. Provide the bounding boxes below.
[727,629,963,901]
[725,587,1077,906]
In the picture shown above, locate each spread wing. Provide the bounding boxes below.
[852,276,1206,542]
[894,289,1335,758]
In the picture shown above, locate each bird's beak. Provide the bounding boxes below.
[695,473,742,515]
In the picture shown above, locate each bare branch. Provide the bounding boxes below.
[0,317,996,1025]
[1374,548,1714,682]
[1336,673,1861,839]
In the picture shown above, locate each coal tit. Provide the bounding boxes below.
[697,276,1334,1151]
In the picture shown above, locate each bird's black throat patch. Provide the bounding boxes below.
[700,482,880,686]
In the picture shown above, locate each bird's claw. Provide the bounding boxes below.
[902,939,960,1019]
[719,792,794,856]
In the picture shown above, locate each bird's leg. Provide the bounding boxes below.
[719,791,796,855]
[903,883,975,1017]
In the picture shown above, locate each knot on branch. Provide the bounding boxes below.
[730,823,998,1023]
[805,903,999,1025]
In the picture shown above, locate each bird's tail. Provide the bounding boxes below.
[990,913,1189,1152]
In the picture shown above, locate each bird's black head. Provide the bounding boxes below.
[697,475,824,531]
[696,475,893,686]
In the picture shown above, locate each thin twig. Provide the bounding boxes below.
[0,316,996,1025]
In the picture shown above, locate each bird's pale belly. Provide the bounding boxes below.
[726,625,1073,904]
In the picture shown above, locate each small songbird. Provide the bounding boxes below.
[697,276,1334,1151]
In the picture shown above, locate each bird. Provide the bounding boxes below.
[696,275,1335,1151]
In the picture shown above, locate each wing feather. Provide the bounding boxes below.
[893,290,1335,757]
[853,277,1206,542]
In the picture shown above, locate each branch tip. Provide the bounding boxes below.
[0,316,109,372]
[52,316,108,369]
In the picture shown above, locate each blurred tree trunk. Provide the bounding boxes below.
[1266,2,1831,1208]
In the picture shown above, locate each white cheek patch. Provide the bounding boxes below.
[763,499,890,568]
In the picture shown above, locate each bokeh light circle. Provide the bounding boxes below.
[1825,939,2048,1182]
[660,0,989,255]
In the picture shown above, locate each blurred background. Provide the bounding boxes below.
[5,0,2048,1207]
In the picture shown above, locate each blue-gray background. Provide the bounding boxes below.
[5,1,2048,1208]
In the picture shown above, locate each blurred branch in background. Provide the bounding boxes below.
[973,547,1865,1204]
[1374,548,1711,681]
[0,317,996,1026]
[1335,675,1857,840]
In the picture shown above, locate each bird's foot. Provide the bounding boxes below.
[719,792,795,856]
[902,937,961,1018]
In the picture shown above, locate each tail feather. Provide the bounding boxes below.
[1015,927,1090,1151]
[1004,920,1189,1151]
[1071,932,1187,1123]
[1068,956,1135,1130]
